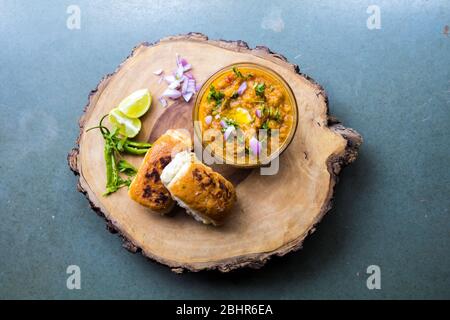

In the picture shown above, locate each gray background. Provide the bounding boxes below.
[0,0,449,299]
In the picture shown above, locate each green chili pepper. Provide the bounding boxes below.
[118,159,138,176]
[103,142,114,192]
[87,114,152,196]
[126,140,152,148]
[123,144,148,155]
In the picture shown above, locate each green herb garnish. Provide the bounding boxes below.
[224,117,239,128]
[220,117,239,133]
[254,82,266,97]
[118,159,138,176]
[233,67,253,80]
[273,108,281,122]
[232,67,243,78]
[264,107,281,122]
[261,120,271,134]
[207,85,225,105]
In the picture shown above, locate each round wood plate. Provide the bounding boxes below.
[68,33,362,273]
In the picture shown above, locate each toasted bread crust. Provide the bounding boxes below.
[128,130,191,213]
[167,162,236,225]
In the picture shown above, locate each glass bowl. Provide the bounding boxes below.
[193,62,298,168]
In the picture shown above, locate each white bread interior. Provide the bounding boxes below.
[160,151,193,187]
[160,151,216,225]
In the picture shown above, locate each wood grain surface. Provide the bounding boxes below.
[68,33,362,272]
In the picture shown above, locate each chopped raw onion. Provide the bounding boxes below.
[255,109,262,118]
[168,80,181,89]
[182,64,192,72]
[220,120,227,128]
[159,54,196,103]
[162,88,181,99]
[224,126,235,140]
[187,79,196,92]
[159,97,168,107]
[249,137,261,155]
[181,79,189,94]
[205,115,212,125]
[237,81,247,95]
[164,75,176,83]
[182,92,194,102]
[180,58,188,67]
[153,69,163,75]
[178,57,191,71]
[175,65,184,79]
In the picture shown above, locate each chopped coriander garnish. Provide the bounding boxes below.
[207,85,225,105]
[265,107,281,122]
[232,67,244,78]
[254,82,266,97]
[232,67,253,80]
[223,117,239,128]
[273,108,281,121]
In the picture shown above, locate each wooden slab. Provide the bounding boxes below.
[68,33,362,272]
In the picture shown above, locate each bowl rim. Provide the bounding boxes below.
[192,62,299,168]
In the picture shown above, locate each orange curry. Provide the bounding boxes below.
[198,66,294,163]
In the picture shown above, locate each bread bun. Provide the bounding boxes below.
[128,129,191,214]
[161,151,236,226]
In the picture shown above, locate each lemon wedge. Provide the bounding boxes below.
[109,108,141,138]
[227,107,252,125]
[117,89,151,118]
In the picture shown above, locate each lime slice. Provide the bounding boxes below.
[109,108,141,138]
[117,89,151,118]
[227,107,252,125]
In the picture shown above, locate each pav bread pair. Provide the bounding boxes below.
[129,129,236,225]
